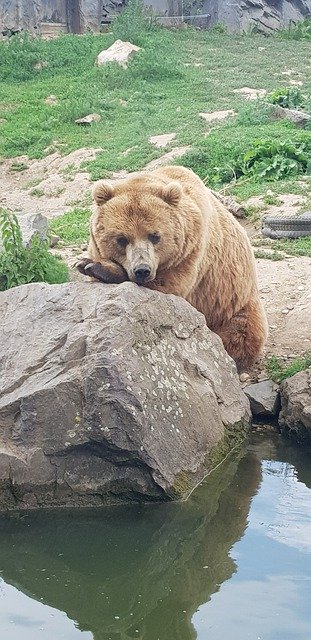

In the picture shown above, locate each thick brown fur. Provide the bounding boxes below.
[77,166,268,371]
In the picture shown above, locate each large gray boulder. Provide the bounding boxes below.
[244,380,280,418]
[0,282,250,511]
[279,367,311,442]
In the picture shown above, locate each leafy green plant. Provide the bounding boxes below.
[267,87,306,109]
[266,355,311,383]
[0,209,68,291]
[241,139,309,181]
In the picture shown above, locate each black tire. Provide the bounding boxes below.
[261,212,311,239]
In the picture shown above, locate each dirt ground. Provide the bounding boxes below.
[1,150,310,373]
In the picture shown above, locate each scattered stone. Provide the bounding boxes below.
[143,146,191,171]
[199,110,235,123]
[45,95,58,106]
[239,373,250,383]
[149,133,176,148]
[233,87,266,101]
[289,79,303,86]
[272,105,311,128]
[75,113,101,126]
[279,367,311,442]
[244,380,280,418]
[281,309,290,314]
[34,61,48,70]
[257,371,270,382]
[96,40,140,68]
[280,69,296,76]
[0,282,250,510]
[49,234,60,248]
[0,118,7,124]
[80,243,88,251]
[0,212,49,251]
[298,285,305,291]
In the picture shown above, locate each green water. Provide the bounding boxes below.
[0,432,310,640]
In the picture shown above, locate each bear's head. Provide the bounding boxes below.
[92,176,200,285]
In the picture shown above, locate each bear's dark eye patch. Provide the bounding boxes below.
[148,233,161,244]
[116,235,129,248]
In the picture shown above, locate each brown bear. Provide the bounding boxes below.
[77,166,268,371]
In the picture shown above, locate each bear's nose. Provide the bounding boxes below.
[134,264,151,284]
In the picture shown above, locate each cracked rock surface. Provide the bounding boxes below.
[0,282,250,510]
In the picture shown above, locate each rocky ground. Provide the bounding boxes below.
[1,146,310,382]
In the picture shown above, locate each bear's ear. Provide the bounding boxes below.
[93,181,115,205]
[160,182,182,206]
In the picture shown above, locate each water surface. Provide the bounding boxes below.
[0,432,310,640]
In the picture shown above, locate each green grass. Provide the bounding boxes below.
[0,26,310,198]
[254,236,311,258]
[273,236,311,257]
[50,207,91,245]
[266,355,311,383]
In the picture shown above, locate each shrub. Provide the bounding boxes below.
[0,209,69,291]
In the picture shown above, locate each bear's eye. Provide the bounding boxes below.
[148,233,161,245]
[116,235,129,248]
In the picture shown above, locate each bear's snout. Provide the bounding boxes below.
[133,263,152,285]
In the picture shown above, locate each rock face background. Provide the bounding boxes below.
[1,0,310,35]
[215,0,311,34]
[0,281,250,511]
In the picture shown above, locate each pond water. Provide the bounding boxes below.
[0,431,310,640]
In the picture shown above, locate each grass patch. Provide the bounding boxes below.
[179,119,311,190]
[273,236,311,257]
[0,25,310,194]
[50,207,91,245]
[266,355,311,383]
[254,249,284,261]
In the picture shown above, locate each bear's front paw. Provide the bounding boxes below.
[75,258,95,276]
[76,259,109,283]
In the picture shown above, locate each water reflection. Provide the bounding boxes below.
[0,448,260,640]
[0,433,310,640]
